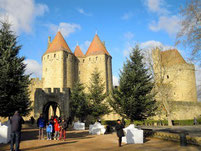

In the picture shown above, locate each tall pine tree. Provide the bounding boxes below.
[0,22,31,118]
[70,80,90,122]
[87,68,110,119]
[109,45,157,121]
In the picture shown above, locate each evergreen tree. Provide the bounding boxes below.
[0,22,31,118]
[109,45,157,121]
[87,68,110,119]
[70,80,89,122]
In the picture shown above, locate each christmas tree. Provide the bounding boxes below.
[0,22,31,118]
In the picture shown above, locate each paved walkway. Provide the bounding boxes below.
[0,128,200,151]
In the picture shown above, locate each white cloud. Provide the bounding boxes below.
[140,40,175,50]
[145,0,169,15]
[121,12,133,20]
[124,32,134,40]
[0,0,48,34]
[80,40,91,54]
[123,41,136,57]
[49,22,81,38]
[76,8,92,16]
[113,75,119,86]
[24,59,42,78]
[149,15,180,35]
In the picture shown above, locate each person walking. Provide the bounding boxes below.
[46,122,53,140]
[115,119,125,147]
[10,111,24,151]
[37,114,45,140]
[59,119,67,140]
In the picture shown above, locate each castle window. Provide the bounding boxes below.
[83,59,85,63]
[89,58,91,61]
[46,68,47,72]
[47,55,49,59]
[167,75,169,79]
[79,71,80,74]
[54,54,56,58]
[96,57,98,60]
[44,57,45,60]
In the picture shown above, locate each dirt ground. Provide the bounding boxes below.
[0,128,200,151]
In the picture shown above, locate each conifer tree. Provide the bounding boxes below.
[87,68,110,119]
[70,80,89,122]
[0,22,31,118]
[109,45,157,121]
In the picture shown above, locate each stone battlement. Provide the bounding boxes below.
[36,87,70,94]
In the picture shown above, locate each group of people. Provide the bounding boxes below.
[9,111,125,151]
[37,114,68,141]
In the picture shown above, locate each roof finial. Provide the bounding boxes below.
[76,41,79,46]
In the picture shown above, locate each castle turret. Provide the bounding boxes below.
[84,34,113,93]
[42,31,73,90]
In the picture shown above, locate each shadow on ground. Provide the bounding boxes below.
[22,141,77,151]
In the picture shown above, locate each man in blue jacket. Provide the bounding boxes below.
[37,114,45,140]
[10,111,24,151]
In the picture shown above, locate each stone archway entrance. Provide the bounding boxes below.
[43,101,61,121]
[34,88,70,120]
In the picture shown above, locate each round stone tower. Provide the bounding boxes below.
[42,31,74,90]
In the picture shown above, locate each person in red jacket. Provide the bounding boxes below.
[54,116,60,140]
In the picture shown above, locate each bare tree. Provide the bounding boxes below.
[176,0,201,63]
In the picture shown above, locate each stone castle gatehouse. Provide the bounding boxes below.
[29,32,115,120]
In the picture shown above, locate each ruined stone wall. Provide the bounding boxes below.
[152,49,197,102]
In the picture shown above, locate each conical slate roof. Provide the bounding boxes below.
[45,31,71,54]
[85,34,110,56]
[74,45,85,57]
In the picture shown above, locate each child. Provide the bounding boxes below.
[46,122,53,140]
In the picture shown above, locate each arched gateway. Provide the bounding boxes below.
[34,88,70,121]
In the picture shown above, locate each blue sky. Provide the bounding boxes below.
[0,0,200,91]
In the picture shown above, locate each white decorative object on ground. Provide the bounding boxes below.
[73,121,85,130]
[122,124,143,144]
[89,122,106,135]
[0,120,11,144]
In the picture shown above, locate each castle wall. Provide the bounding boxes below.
[25,78,43,120]
[163,64,197,102]
[66,53,76,89]
[152,101,201,120]
[42,51,64,90]
[79,54,110,93]
[152,49,197,102]
[107,56,113,92]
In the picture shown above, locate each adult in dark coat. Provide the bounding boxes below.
[115,119,125,147]
[10,111,24,151]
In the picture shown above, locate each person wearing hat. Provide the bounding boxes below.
[115,119,125,147]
